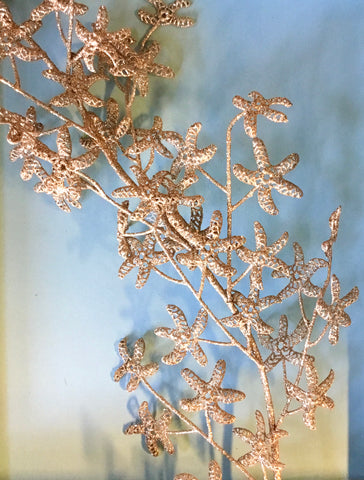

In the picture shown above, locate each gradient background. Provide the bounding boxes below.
[1,0,363,479]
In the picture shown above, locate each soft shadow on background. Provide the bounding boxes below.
[0,0,363,479]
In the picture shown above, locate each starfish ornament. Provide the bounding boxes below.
[138,0,194,28]
[43,62,105,108]
[286,364,335,430]
[258,315,314,372]
[155,304,208,366]
[236,221,289,291]
[30,0,88,21]
[233,137,303,215]
[170,123,217,185]
[0,2,43,63]
[233,410,288,472]
[180,359,245,424]
[233,91,292,138]
[125,401,174,456]
[316,274,359,345]
[272,242,328,301]
[113,338,159,391]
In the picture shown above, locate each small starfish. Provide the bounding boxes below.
[118,234,172,288]
[125,401,174,456]
[43,62,105,108]
[155,304,208,366]
[174,460,222,480]
[272,242,328,301]
[138,0,194,28]
[170,123,217,185]
[126,116,182,159]
[117,41,175,96]
[75,6,134,73]
[113,166,203,222]
[285,364,335,430]
[30,0,88,21]
[233,137,303,215]
[221,290,274,336]
[113,338,159,392]
[33,126,99,212]
[233,410,288,472]
[233,91,292,138]
[316,274,359,345]
[0,2,43,63]
[180,359,245,424]
[236,221,289,291]
[258,315,314,372]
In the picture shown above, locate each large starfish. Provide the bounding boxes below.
[155,304,208,366]
[113,338,159,392]
[0,2,43,63]
[285,364,335,430]
[272,242,328,300]
[233,137,303,215]
[258,315,314,372]
[233,410,288,472]
[233,91,292,138]
[75,6,134,73]
[236,221,289,291]
[138,0,194,28]
[316,274,359,345]
[30,0,88,21]
[125,401,174,456]
[180,359,245,425]
[43,62,105,108]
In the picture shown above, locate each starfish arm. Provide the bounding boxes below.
[317,369,335,396]
[136,263,153,288]
[244,113,258,138]
[133,337,146,363]
[264,107,289,123]
[220,312,244,329]
[208,460,222,480]
[330,274,341,302]
[126,374,141,392]
[154,326,173,338]
[166,304,189,330]
[180,396,205,412]
[285,380,307,403]
[253,138,271,169]
[250,266,263,291]
[269,231,289,256]
[233,427,255,444]
[49,93,75,107]
[162,348,187,365]
[271,177,303,199]
[209,404,236,424]
[117,338,130,361]
[142,362,159,379]
[118,259,137,279]
[253,221,267,249]
[174,475,197,480]
[341,285,359,307]
[232,95,249,113]
[207,256,236,277]
[124,423,143,435]
[258,334,273,350]
[218,387,245,404]
[181,368,206,394]
[264,352,283,371]
[205,210,223,240]
[189,342,207,366]
[190,308,208,337]
[238,452,259,467]
[257,187,278,215]
[278,314,289,338]
[210,359,226,387]
[112,186,140,198]
[315,299,331,321]
[137,9,158,26]
[113,364,127,382]
[275,152,299,176]
[255,410,266,434]
[290,317,309,346]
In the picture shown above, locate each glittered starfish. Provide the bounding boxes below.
[233,91,292,138]
[75,6,134,73]
[33,126,99,212]
[43,62,105,108]
[236,221,289,291]
[258,315,314,372]
[170,123,217,186]
[113,338,159,392]
[221,290,274,337]
[316,274,359,345]
[180,359,245,424]
[155,304,208,366]
[138,0,194,28]
[233,410,288,472]
[30,0,88,21]
[126,116,182,159]
[125,401,174,456]
[118,234,172,288]
[113,166,203,222]
[175,460,222,480]
[272,242,328,301]
[285,364,335,430]
[233,137,303,215]
[122,41,175,96]
[0,2,43,63]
